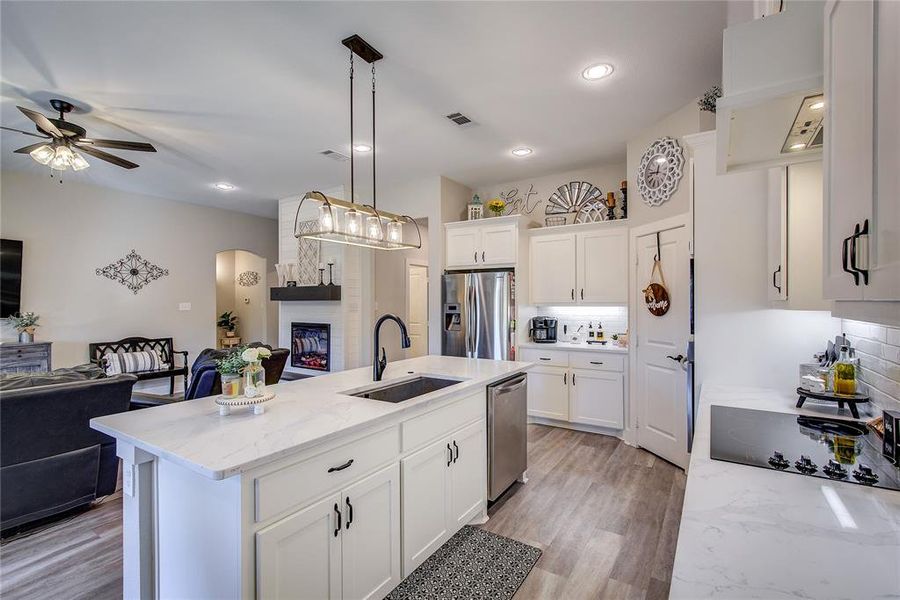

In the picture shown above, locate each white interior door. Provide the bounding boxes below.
[341,464,401,600]
[406,263,428,358]
[634,224,690,469]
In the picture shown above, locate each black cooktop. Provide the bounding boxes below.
[710,406,900,492]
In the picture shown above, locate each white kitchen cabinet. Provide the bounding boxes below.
[340,465,401,600]
[530,226,628,305]
[526,365,569,420]
[445,218,520,269]
[570,369,624,429]
[767,167,788,302]
[577,229,628,303]
[449,420,486,528]
[256,464,400,600]
[823,0,900,301]
[400,418,486,575]
[256,493,343,600]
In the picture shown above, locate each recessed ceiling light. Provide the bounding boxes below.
[353,144,372,152]
[214,182,236,191]
[582,63,614,81]
[511,147,533,157]
[789,142,807,150]
[809,101,825,110]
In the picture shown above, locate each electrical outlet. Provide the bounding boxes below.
[178,303,191,311]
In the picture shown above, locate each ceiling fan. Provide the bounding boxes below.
[1,99,156,171]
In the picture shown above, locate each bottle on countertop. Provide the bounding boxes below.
[597,321,604,341]
[833,345,857,395]
[588,322,595,339]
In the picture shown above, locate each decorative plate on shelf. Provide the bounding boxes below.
[544,181,603,226]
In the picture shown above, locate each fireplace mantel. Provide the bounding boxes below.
[270,286,341,302]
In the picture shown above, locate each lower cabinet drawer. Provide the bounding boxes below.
[569,352,625,372]
[519,348,569,367]
[401,392,483,452]
[254,425,400,523]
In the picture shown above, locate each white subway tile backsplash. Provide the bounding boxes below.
[842,319,900,413]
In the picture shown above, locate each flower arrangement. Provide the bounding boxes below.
[486,198,506,216]
[216,346,248,376]
[8,312,40,332]
[241,346,272,364]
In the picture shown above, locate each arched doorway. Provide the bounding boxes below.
[215,249,270,349]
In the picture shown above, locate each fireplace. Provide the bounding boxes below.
[291,322,331,372]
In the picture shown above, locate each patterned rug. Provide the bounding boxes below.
[384,526,541,600]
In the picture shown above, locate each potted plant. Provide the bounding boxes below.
[215,347,247,399]
[9,312,40,343]
[241,346,272,398]
[217,311,238,337]
[486,197,506,217]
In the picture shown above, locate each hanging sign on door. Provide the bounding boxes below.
[643,258,670,316]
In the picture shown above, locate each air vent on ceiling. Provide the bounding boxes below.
[446,112,474,127]
[319,149,350,162]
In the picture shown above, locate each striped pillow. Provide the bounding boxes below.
[103,350,166,375]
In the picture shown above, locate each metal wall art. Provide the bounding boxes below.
[544,181,604,226]
[96,249,169,294]
[296,219,321,285]
[637,137,684,207]
[499,184,540,216]
[237,271,260,287]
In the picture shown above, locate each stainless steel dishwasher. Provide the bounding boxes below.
[487,373,528,502]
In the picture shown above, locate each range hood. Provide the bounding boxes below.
[716,1,825,174]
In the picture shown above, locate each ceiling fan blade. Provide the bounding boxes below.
[75,144,139,169]
[14,142,52,154]
[0,125,51,139]
[79,138,156,152]
[17,106,63,138]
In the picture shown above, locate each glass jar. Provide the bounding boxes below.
[833,345,856,395]
[221,373,242,399]
[243,361,266,398]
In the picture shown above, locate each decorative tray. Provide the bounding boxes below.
[215,391,275,415]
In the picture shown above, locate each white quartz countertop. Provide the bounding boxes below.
[518,341,628,354]
[91,355,531,480]
[670,384,900,599]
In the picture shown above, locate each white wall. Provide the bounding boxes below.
[0,170,278,372]
[689,132,840,394]
[215,249,269,345]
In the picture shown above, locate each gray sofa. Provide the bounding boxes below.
[0,366,136,534]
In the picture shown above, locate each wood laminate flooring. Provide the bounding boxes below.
[0,425,685,600]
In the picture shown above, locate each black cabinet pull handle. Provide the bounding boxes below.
[447,443,453,467]
[452,440,459,463]
[563,372,567,385]
[328,459,354,473]
[572,373,576,386]
[539,357,551,361]
[842,232,859,285]
[590,361,603,365]
[772,265,781,293]
[850,220,869,285]
[345,497,353,529]
[482,251,485,262]
[474,251,478,263]
[571,289,575,300]
[581,288,584,300]
[334,503,341,537]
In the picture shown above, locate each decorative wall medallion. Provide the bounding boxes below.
[544,181,603,226]
[237,270,260,287]
[96,249,169,294]
[499,184,540,216]
[637,137,684,207]
[295,219,321,285]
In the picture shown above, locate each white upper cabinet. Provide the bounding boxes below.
[444,217,522,269]
[530,234,577,304]
[530,226,628,305]
[823,0,899,301]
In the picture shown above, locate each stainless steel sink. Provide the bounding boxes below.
[350,376,462,403]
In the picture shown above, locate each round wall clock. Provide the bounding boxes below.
[637,136,684,207]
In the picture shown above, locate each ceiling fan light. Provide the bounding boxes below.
[29,144,55,165]
[49,145,74,170]
[70,152,90,171]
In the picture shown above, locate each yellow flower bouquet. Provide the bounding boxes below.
[486,198,506,216]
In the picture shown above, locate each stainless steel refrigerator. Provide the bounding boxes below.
[441,270,515,360]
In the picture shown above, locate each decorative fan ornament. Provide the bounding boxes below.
[637,137,684,207]
[544,181,603,226]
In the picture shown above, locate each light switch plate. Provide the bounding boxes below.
[178,302,191,311]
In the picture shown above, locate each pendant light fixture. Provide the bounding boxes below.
[294,34,421,251]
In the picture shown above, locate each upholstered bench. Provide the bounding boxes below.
[88,337,188,396]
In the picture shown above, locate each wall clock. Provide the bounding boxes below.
[637,136,684,207]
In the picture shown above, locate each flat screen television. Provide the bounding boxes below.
[1,239,23,318]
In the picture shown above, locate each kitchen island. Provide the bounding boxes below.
[91,355,531,600]
[670,385,900,599]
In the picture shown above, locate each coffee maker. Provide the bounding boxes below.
[529,317,558,343]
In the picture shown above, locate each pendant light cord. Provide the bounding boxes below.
[372,63,376,210]
[349,51,355,205]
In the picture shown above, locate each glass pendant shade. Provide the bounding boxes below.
[30,144,55,165]
[318,204,335,232]
[387,220,403,244]
[366,215,383,240]
[49,146,74,170]
[70,152,90,171]
[345,209,362,236]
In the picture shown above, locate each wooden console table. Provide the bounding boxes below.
[0,340,52,373]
